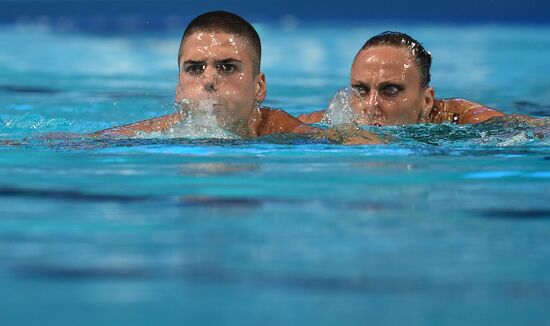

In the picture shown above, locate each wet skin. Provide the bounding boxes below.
[298,45,504,125]
[350,45,434,125]
[176,31,266,134]
[93,31,318,138]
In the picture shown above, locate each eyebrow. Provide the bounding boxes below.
[379,81,405,88]
[183,60,205,66]
[351,80,404,87]
[215,58,242,65]
[183,58,242,65]
[351,80,367,86]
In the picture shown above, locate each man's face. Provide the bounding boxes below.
[176,31,266,127]
[349,45,433,126]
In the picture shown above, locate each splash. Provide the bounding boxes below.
[382,116,550,147]
[0,113,72,132]
[322,87,385,126]
[321,88,358,125]
[139,99,239,139]
[496,132,530,147]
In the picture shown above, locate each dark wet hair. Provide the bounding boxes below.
[361,31,432,87]
[178,11,262,73]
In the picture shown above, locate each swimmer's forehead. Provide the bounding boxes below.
[351,45,419,81]
[180,31,253,62]
[354,45,415,68]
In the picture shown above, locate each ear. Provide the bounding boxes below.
[255,72,267,103]
[419,87,434,122]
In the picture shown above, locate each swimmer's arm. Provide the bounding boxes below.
[258,108,320,136]
[291,120,322,134]
[344,130,386,145]
[315,125,386,145]
[90,112,183,137]
[440,98,505,124]
[282,110,385,144]
[297,110,326,124]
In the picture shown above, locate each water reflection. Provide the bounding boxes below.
[179,162,260,176]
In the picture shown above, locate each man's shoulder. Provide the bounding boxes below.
[92,112,182,137]
[297,110,325,124]
[260,107,290,116]
[258,108,318,136]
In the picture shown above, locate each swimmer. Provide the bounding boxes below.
[93,11,319,138]
[91,11,381,144]
[298,31,505,126]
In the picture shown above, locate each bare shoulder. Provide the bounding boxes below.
[259,109,383,144]
[434,98,505,124]
[297,110,326,124]
[258,108,319,136]
[91,112,182,137]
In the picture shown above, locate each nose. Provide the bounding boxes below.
[363,91,380,114]
[363,91,381,118]
[357,90,384,126]
[202,65,218,92]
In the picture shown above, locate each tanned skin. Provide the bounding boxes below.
[93,31,318,138]
[298,45,504,125]
[92,26,383,144]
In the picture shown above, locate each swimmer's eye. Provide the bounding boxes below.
[217,63,237,73]
[351,84,368,96]
[381,85,402,96]
[185,64,206,74]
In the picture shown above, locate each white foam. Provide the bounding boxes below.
[497,132,530,147]
[138,99,239,139]
[322,88,358,125]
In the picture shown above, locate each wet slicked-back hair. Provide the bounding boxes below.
[178,11,262,74]
[360,31,432,87]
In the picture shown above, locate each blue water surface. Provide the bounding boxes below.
[1,20,550,325]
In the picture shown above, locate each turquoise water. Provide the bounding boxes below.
[1,23,550,325]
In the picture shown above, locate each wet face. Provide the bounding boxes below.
[176,31,266,128]
[350,45,433,125]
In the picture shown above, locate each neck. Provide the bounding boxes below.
[224,107,263,139]
[422,100,442,123]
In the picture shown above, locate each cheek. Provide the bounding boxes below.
[350,95,365,111]
[384,98,408,116]
[400,91,424,112]
[382,96,421,123]
[222,82,256,111]
[179,75,199,88]
[224,76,255,96]
[217,80,242,98]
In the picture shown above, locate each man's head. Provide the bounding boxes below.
[176,11,266,129]
[349,31,434,125]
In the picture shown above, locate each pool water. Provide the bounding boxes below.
[1,22,550,325]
